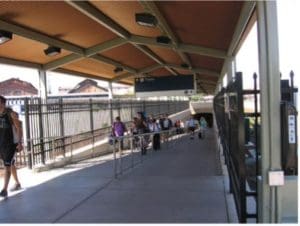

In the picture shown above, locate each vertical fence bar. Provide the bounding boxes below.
[38,98,45,165]
[290,70,294,104]
[119,140,122,175]
[24,98,32,169]
[113,140,117,178]
[89,99,95,155]
[253,73,259,223]
[59,97,65,157]
[130,137,134,168]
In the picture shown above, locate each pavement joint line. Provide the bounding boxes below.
[52,179,114,223]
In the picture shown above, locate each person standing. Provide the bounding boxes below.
[199,116,208,138]
[136,112,148,155]
[0,96,23,198]
[112,116,127,150]
[148,118,161,151]
[185,116,198,139]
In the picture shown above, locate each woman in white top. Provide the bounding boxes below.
[148,119,161,150]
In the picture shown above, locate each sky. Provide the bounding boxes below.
[0,0,299,97]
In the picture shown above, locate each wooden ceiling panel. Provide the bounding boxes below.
[189,54,224,72]
[174,69,192,75]
[62,58,123,79]
[197,74,219,83]
[101,44,155,69]
[0,35,70,64]
[147,46,183,65]
[148,68,171,77]
[156,1,243,50]
[0,1,117,48]
[90,1,162,38]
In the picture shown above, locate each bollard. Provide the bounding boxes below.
[70,136,73,158]
[140,135,143,163]
[113,139,117,178]
[119,139,122,175]
[130,137,134,168]
[51,138,55,160]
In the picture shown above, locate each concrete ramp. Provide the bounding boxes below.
[0,129,229,223]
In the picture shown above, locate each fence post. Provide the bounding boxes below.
[38,98,45,165]
[143,100,146,113]
[118,99,121,118]
[109,99,114,126]
[59,97,65,157]
[89,99,95,154]
[24,98,32,169]
[130,99,133,119]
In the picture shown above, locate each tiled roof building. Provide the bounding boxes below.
[0,78,38,96]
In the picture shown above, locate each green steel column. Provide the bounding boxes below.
[257,1,282,223]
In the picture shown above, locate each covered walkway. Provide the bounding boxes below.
[0,129,232,223]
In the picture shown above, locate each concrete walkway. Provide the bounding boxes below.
[0,129,230,223]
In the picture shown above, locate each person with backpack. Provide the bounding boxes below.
[0,96,23,198]
[112,116,127,150]
[136,112,148,155]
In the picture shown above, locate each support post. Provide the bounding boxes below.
[227,57,235,84]
[38,70,48,100]
[108,82,114,126]
[257,1,282,223]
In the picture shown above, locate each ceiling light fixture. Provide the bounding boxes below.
[44,46,61,56]
[114,67,123,73]
[181,63,189,68]
[156,36,171,44]
[0,30,13,44]
[135,13,158,27]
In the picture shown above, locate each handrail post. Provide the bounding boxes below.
[113,138,117,178]
[130,136,134,168]
[119,138,122,175]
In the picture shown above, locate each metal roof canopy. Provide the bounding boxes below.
[0,1,256,94]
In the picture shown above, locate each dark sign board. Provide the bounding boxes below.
[135,75,194,92]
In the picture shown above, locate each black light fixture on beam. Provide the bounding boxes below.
[156,36,171,44]
[114,67,123,74]
[135,13,158,27]
[44,46,61,56]
[181,63,189,68]
[0,30,13,44]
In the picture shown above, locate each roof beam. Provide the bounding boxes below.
[217,1,256,92]
[165,64,220,77]
[129,35,227,59]
[65,1,130,39]
[132,44,177,75]
[0,19,84,55]
[113,64,163,82]
[139,1,193,67]
[43,38,128,71]
[54,68,134,86]
[84,37,126,57]
[0,57,42,70]
[66,0,177,76]
[43,54,82,71]
[113,62,220,82]
[90,54,137,74]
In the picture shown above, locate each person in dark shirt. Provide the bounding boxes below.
[0,96,23,198]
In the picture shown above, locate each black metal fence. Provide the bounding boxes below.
[214,72,258,223]
[2,97,188,169]
[214,70,298,223]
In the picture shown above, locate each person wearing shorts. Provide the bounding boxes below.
[0,96,23,198]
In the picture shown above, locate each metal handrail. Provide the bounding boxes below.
[110,128,183,178]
